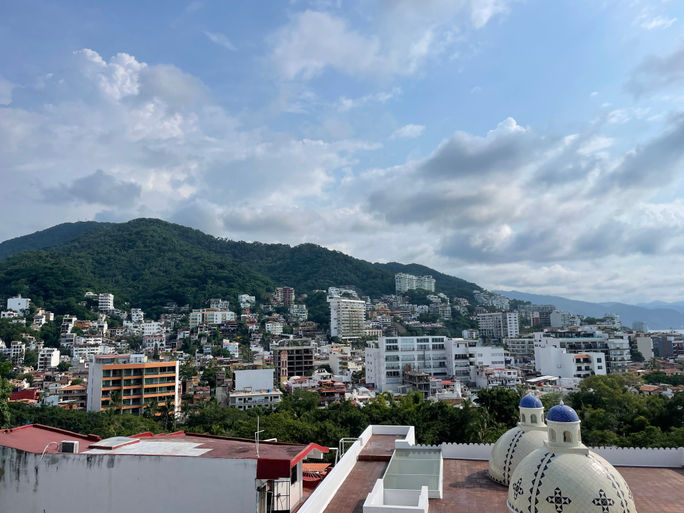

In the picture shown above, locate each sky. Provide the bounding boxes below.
[2,1,684,304]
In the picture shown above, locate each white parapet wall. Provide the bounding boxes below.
[419,443,684,468]
[298,425,415,513]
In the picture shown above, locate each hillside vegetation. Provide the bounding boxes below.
[0,218,481,316]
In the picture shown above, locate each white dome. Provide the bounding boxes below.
[489,394,547,486]
[507,403,637,513]
[507,448,636,513]
[488,426,547,485]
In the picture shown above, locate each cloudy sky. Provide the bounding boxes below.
[2,1,684,303]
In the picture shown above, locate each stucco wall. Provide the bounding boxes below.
[0,447,258,513]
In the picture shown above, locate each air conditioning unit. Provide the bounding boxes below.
[60,440,79,453]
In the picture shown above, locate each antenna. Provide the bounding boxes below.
[255,416,264,457]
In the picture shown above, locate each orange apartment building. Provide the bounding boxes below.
[86,354,179,415]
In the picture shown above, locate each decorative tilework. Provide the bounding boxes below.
[592,489,615,512]
[545,487,571,513]
[503,430,524,483]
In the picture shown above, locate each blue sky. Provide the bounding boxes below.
[2,0,684,303]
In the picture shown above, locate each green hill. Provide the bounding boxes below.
[0,218,482,316]
[0,221,105,260]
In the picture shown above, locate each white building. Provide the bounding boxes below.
[329,297,365,340]
[229,368,281,411]
[130,308,144,323]
[98,293,114,312]
[9,341,26,365]
[365,336,508,392]
[534,336,606,379]
[141,321,162,336]
[477,312,519,339]
[7,295,30,314]
[37,348,60,371]
[0,424,328,513]
[265,322,283,335]
[222,340,241,358]
[549,310,580,328]
[238,294,256,309]
[395,273,436,294]
[234,369,275,391]
[289,304,308,321]
[189,308,236,328]
[504,337,535,360]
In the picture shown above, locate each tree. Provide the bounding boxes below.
[0,377,12,428]
[57,361,71,372]
[23,349,38,368]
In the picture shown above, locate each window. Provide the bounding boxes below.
[531,414,537,424]
[549,429,556,442]
[521,413,526,423]
[563,431,572,443]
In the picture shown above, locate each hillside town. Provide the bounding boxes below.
[2,272,682,416]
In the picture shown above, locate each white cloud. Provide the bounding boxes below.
[0,75,15,105]
[336,87,401,112]
[271,3,518,80]
[640,15,676,31]
[203,31,237,51]
[390,124,425,139]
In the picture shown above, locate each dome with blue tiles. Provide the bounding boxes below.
[488,393,547,486]
[507,401,637,513]
[519,394,543,409]
[547,402,580,423]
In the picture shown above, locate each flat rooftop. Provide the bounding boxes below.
[319,453,684,513]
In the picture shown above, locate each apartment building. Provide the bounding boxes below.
[394,273,436,294]
[289,303,308,321]
[272,339,315,382]
[37,348,60,371]
[504,337,535,360]
[329,297,365,340]
[87,354,179,415]
[189,308,236,328]
[365,336,508,392]
[273,287,295,307]
[533,330,631,375]
[98,293,114,312]
[9,341,26,365]
[477,312,519,339]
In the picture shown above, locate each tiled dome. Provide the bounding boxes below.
[546,403,580,423]
[507,406,637,513]
[520,394,543,409]
[489,394,546,486]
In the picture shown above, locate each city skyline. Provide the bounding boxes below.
[2,1,684,303]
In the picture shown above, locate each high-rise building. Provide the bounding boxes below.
[329,297,365,340]
[477,312,519,339]
[37,348,60,371]
[87,354,179,416]
[395,273,436,294]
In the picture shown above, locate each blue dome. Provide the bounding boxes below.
[547,404,580,423]
[519,394,543,408]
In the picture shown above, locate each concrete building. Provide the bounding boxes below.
[9,341,26,366]
[289,303,308,321]
[503,337,535,360]
[534,338,606,379]
[0,424,328,513]
[272,339,315,383]
[87,354,179,416]
[549,310,580,328]
[273,287,295,307]
[533,330,630,375]
[265,322,283,335]
[477,312,519,339]
[365,336,508,392]
[7,295,30,314]
[189,308,236,328]
[228,389,283,410]
[130,308,144,323]
[329,297,365,340]
[395,273,436,294]
[632,321,649,332]
[98,293,114,312]
[37,348,60,371]
[635,336,654,360]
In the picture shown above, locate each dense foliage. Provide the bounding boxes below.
[6,376,682,448]
[0,219,482,318]
[0,221,104,260]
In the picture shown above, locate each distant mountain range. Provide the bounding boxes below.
[496,290,684,330]
[0,218,482,317]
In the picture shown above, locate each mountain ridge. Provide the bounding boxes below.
[496,290,684,330]
[0,218,482,317]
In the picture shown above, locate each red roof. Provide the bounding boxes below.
[0,424,101,454]
[9,389,40,402]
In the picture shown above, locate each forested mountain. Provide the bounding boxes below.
[0,221,104,260]
[0,218,482,315]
